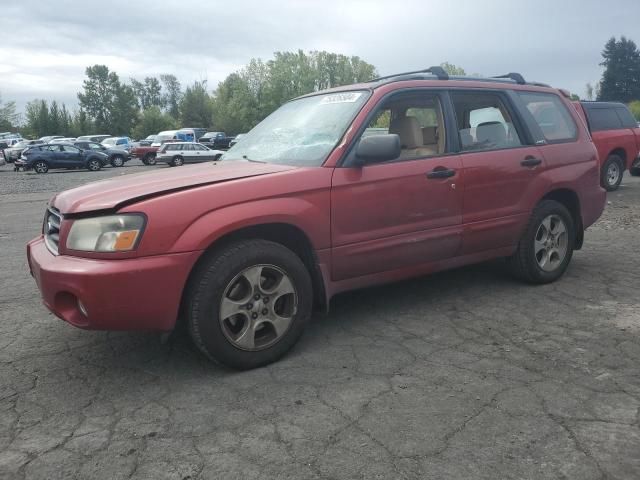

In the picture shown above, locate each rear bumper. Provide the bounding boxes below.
[26,237,201,331]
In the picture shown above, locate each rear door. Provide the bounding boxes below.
[181,144,196,162]
[449,90,548,254]
[331,89,463,281]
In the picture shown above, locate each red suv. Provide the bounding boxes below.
[27,67,606,369]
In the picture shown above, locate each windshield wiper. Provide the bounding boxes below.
[242,155,266,163]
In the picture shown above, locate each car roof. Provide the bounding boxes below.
[296,69,561,101]
[580,101,627,109]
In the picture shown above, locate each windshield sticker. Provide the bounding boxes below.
[320,92,363,104]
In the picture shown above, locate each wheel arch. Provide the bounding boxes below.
[540,188,584,250]
[179,222,328,330]
[608,148,626,164]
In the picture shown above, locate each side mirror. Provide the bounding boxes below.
[355,134,401,166]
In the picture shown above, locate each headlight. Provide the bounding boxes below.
[66,214,145,252]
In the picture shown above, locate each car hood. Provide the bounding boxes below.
[51,161,296,214]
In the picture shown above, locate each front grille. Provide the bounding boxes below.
[43,207,62,254]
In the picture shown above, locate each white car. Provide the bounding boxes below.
[101,136,132,152]
[155,142,224,167]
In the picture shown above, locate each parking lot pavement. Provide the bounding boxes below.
[1,161,639,479]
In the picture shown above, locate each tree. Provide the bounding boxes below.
[49,100,61,134]
[131,76,164,110]
[69,108,93,137]
[598,36,640,102]
[132,106,177,139]
[111,83,139,134]
[629,100,640,121]
[585,83,594,101]
[161,74,182,119]
[440,62,466,76]
[0,93,19,131]
[211,50,378,133]
[180,81,213,128]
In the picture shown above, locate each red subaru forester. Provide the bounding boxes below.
[27,67,606,369]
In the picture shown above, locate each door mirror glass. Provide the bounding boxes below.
[355,134,401,165]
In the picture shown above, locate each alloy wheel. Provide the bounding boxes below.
[219,264,297,351]
[534,214,568,272]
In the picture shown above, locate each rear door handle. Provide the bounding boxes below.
[521,157,542,168]
[426,167,456,179]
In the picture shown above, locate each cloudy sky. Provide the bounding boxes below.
[2,0,639,115]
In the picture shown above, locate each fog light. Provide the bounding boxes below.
[78,299,88,317]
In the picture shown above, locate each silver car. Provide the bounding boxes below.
[4,139,44,162]
[155,142,224,167]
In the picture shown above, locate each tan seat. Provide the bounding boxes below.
[389,116,437,158]
[421,126,439,152]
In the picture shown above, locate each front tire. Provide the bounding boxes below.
[186,240,313,370]
[142,153,156,165]
[601,155,624,191]
[508,200,575,284]
[87,159,102,171]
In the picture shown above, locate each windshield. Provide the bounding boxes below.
[223,90,369,166]
[102,138,116,145]
[14,141,29,148]
[154,134,175,143]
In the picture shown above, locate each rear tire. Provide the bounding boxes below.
[171,155,184,167]
[186,240,313,370]
[508,200,575,284]
[601,155,624,191]
[142,153,156,166]
[111,155,125,167]
[33,161,48,174]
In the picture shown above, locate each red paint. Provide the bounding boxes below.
[573,101,640,171]
[28,78,607,331]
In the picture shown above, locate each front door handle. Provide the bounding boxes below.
[426,167,456,179]
[521,157,542,168]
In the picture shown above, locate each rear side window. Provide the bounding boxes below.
[519,92,578,142]
[586,107,622,131]
[451,92,523,152]
[615,106,637,128]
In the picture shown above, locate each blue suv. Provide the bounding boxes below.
[14,143,108,173]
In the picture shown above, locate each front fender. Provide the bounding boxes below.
[168,196,331,253]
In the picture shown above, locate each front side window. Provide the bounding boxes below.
[519,92,577,142]
[360,92,446,161]
[451,92,523,151]
[223,90,369,166]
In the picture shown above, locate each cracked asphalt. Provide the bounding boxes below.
[1,160,639,479]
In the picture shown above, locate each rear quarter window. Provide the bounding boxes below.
[584,107,623,131]
[518,92,578,142]
[615,106,637,129]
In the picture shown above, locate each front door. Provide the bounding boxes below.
[331,90,463,281]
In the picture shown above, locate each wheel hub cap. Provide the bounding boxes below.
[607,164,620,185]
[534,214,568,272]
[219,264,297,351]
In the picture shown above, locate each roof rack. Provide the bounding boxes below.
[369,68,551,89]
[492,73,526,85]
[370,66,449,83]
